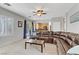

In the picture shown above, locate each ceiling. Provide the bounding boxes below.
[0,3,76,20]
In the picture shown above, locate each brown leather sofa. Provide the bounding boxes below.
[36,31,79,55]
[53,31,79,55]
[36,31,54,43]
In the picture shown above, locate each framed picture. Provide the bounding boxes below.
[18,21,22,27]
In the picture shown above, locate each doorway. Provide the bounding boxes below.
[23,20,27,39]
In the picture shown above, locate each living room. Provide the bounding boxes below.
[0,3,79,55]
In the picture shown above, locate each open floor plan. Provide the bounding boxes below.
[0,3,79,55]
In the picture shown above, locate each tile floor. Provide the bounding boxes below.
[0,40,57,55]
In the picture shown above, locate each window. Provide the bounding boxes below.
[0,15,14,36]
[53,22,60,31]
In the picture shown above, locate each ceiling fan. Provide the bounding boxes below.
[33,9,47,16]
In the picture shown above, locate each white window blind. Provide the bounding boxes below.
[0,16,14,36]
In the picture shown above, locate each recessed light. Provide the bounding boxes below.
[4,3,11,6]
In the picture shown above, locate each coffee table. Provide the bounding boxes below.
[25,39,45,53]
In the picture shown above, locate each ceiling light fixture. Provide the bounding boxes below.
[33,9,46,16]
[37,13,42,16]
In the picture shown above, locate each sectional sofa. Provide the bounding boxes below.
[36,31,79,55]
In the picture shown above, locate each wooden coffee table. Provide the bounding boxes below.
[25,39,45,53]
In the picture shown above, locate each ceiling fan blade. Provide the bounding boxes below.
[42,13,46,14]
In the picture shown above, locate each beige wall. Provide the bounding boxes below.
[66,4,79,33]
